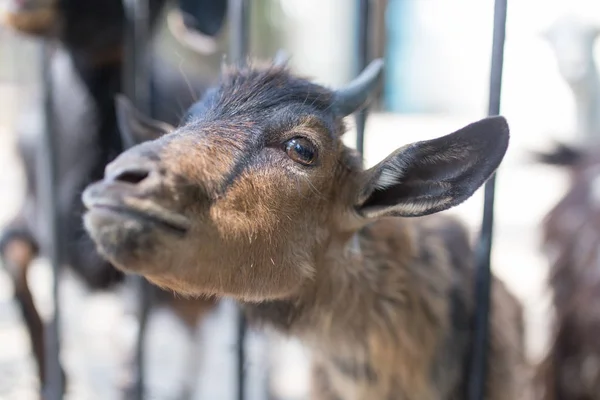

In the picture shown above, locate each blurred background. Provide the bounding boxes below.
[0,0,598,398]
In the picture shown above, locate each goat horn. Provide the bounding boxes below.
[273,49,290,66]
[332,58,384,117]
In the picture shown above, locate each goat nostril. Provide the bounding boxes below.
[113,169,150,184]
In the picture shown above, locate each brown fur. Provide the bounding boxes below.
[246,216,531,399]
[83,62,530,399]
[536,144,600,400]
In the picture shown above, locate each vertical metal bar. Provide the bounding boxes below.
[39,41,64,400]
[355,0,371,157]
[236,312,247,400]
[228,0,250,66]
[467,0,508,399]
[132,279,153,400]
[228,1,250,398]
[122,1,153,399]
[125,0,151,113]
[122,1,135,106]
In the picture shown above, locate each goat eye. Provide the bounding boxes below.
[284,138,316,165]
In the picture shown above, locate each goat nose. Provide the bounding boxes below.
[105,142,163,185]
[105,163,155,185]
[112,168,150,184]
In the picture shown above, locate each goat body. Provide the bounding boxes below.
[83,60,532,399]
[245,214,530,399]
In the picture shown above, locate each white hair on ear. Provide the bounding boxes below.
[363,196,453,219]
[403,197,453,214]
[373,158,408,190]
[376,169,401,189]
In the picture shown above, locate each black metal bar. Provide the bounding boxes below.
[355,0,370,157]
[39,41,65,400]
[467,0,508,399]
[228,1,250,398]
[121,1,153,399]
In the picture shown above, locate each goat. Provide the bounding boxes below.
[0,0,220,395]
[82,57,532,399]
[534,143,600,400]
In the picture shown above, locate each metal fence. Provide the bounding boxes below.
[29,0,509,398]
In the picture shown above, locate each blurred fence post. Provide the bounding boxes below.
[39,41,65,400]
[227,2,250,399]
[355,0,372,156]
[121,1,154,399]
[468,0,508,399]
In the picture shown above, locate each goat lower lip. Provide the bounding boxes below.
[87,202,190,235]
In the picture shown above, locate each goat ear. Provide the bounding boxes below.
[356,116,509,218]
[115,94,174,149]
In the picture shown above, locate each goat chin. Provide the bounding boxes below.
[83,208,161,266]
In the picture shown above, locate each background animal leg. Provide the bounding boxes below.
[0,229,65,393]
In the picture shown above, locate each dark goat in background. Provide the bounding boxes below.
[535,143,600,400]
[0,0,224,395]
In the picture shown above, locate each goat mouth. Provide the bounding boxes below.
[84,196,191,235]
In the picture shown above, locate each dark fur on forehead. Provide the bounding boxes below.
[182,62,337,134]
